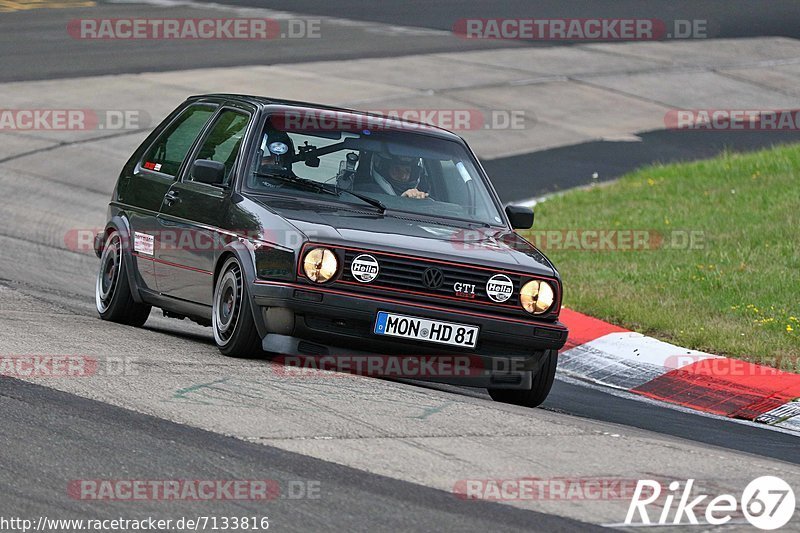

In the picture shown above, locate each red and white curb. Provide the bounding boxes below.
[558,308,800,433]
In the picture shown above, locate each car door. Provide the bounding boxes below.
[119,103,217,292]
[154,106,253,305]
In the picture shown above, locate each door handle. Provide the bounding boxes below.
[164,189,180,206]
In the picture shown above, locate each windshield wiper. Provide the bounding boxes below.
[254,170,338,197]
[337,189,386,213]
[254,170,385,213]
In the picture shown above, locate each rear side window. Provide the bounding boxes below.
[142,105,215,177]
[190,109,250,185]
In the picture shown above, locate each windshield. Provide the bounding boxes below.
[245,117,506,227]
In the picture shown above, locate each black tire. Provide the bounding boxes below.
[213,256,263,358]
[95,230,151,326]
[488,349,558,408]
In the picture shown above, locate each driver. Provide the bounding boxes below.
[370,153,429,199]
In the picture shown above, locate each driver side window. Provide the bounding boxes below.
[190,109,250,185]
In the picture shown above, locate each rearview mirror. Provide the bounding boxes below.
[505,205,534,229]
[192,159,226,186]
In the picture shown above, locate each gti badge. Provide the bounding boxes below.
[351,254,379,283]
[486,274,513,302]
[453,281,476,299]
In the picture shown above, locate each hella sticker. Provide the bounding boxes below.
[351,254,379,283]
[486,274,513,303]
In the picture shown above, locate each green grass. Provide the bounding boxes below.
[521,144,800,365]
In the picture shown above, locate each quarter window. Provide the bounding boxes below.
[142,105,215,177]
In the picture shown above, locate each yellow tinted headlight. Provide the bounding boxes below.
[303,248,338,283]
[520,280,555,314]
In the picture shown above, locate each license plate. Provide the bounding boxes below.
[373,311,479,348]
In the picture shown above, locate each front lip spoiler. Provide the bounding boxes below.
[261,333,536,390]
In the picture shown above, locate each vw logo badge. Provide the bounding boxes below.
[422,267,444,289]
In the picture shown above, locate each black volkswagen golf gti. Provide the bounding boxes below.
[94,94,568,407]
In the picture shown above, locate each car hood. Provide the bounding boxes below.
[249,196,556,278]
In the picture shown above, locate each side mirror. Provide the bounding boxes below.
[505,205,534,229]
[192,159,226,186]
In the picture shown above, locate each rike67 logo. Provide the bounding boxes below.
[626,476,796,530]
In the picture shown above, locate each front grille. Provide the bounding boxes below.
[338,249,532,316]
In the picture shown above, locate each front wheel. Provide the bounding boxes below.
[488,349,558,408]
[95,230,151,326]
[213,256,263,358]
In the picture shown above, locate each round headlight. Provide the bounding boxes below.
[520,280,555,315]
[303,248,338,283]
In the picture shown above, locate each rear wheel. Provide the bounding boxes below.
[213,256,262,358]
[95,230,151,326]
[488,349,558,408]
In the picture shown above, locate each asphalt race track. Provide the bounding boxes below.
[192,0,800,40]
[1,1,799,531]
[2,377,596,532]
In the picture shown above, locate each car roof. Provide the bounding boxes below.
[187,93,465,143]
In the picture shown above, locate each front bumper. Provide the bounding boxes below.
[251,280,567,389]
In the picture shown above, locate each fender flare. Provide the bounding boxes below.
[214,241,268,339]
[102,215,145,304]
